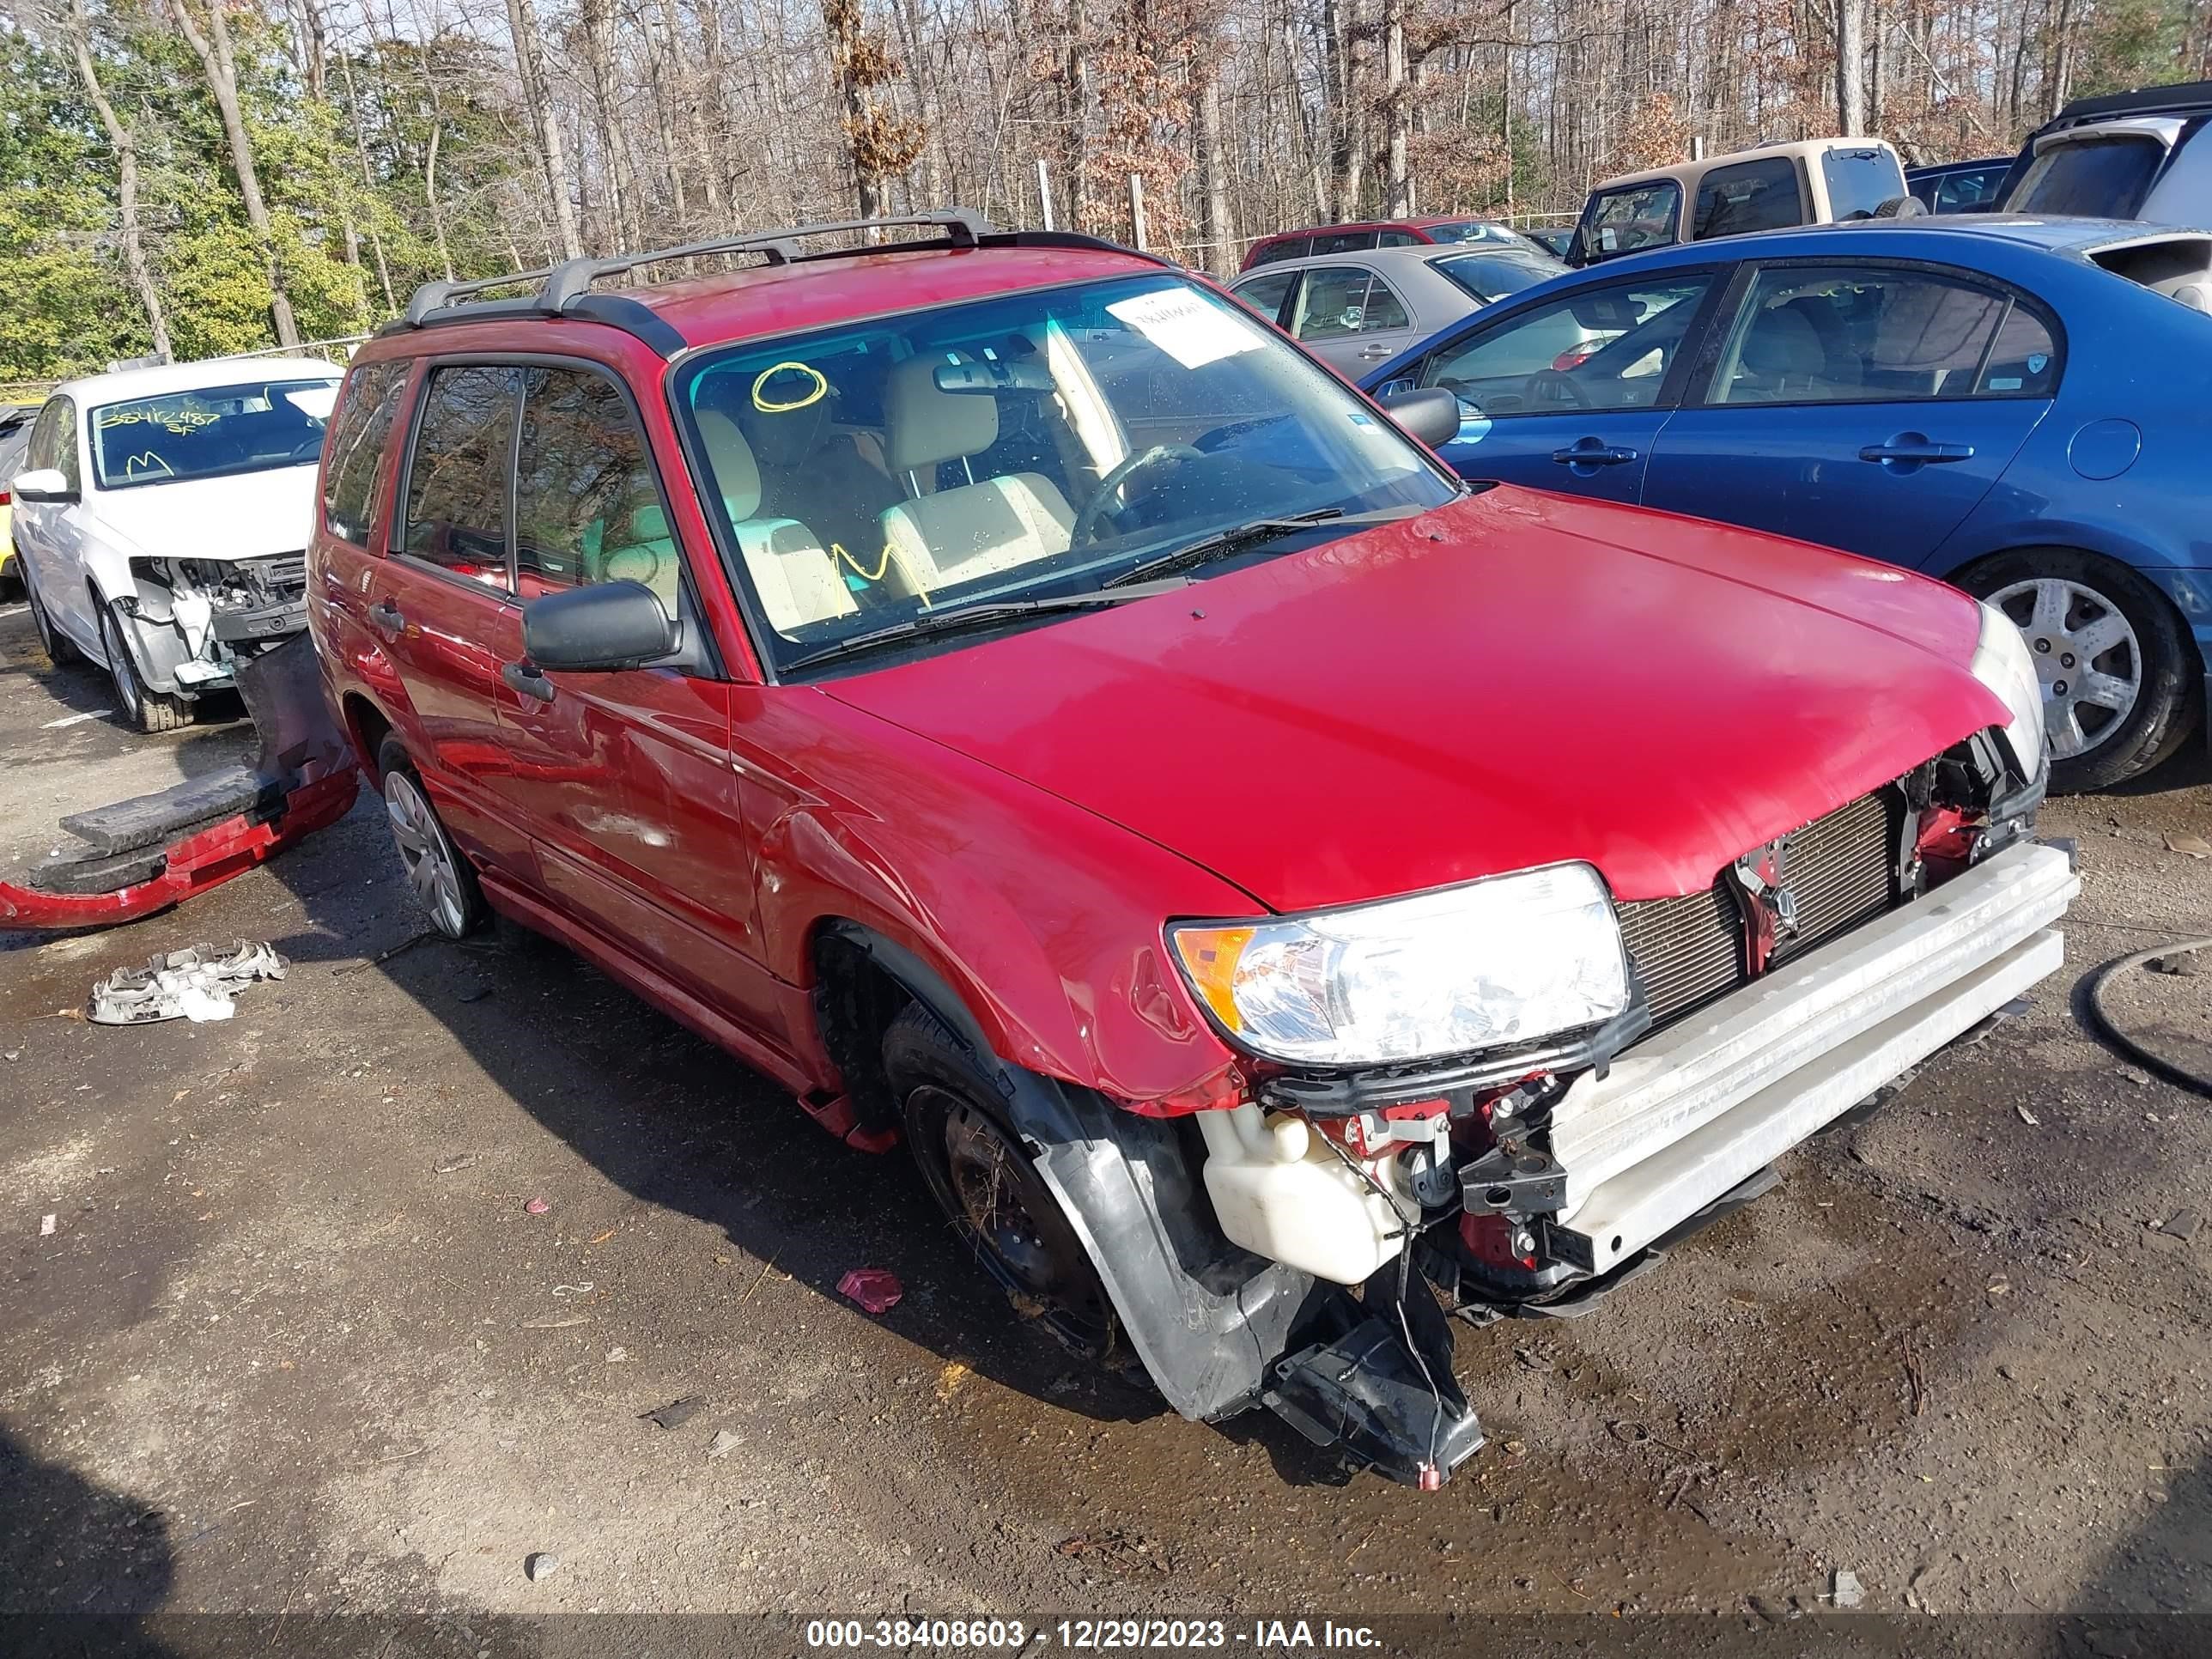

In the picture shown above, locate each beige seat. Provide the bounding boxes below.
[876,356,1075,598]
[695,409,857,634]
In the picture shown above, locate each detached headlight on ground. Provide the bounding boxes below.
[1170,863,1631,1067]
[1971,600,2048,778]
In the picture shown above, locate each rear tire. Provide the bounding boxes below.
[24,572,81,666]
[375,734,489,939]
[1962,549,2199,793]
[99,602,186,733]
[884,1001,1124,1364]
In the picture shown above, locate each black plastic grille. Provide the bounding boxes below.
[1616,791,1899,1027]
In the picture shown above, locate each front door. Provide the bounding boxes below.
[1643,262,2058,564]
[13,396,99,654]
[495,360,785,1035]
[1386,270,1721,504]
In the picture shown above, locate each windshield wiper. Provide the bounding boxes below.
[781,578,1194,672]
[1103,509,1348,588]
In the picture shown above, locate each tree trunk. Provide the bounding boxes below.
[504,0,582,258]
[171,0,300,345]
[1065,0,1096,231]
[68,0,170,359]
[1196,58,1236,275]
[1834,0,1866,135]
[335,49,397,310]
[1382,0,1410,216]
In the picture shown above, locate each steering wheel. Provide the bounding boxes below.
[286,434,326,462]
[1522,368,1593,410]
[1070,443,1206,547]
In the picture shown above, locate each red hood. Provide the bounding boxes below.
[824,487,2005,911]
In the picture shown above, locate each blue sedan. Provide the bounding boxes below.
[1359,216,2212,790]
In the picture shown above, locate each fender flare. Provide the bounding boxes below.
[831,922,1314,1424]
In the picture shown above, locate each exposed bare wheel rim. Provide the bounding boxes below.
[1985,575,2142,761]
[100,607,144,725]
[908,1079,1118,1352]
[383,768,471,939]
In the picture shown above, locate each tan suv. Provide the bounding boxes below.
[1568,137,1912,266]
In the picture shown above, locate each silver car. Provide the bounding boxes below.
[1229,240,1565,373]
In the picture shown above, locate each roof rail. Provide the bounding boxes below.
[383,212,1181,356]
[2044,78,2212,131]
[395,209,996,334]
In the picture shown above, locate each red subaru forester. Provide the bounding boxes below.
[309,210,2075,1487]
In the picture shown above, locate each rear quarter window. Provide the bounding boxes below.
[322,361,409,545]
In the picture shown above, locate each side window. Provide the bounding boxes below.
[24,399,61,471]
[511,366,673,606]
[1710,265,2054,405]
[1692,157,1805,239]
[1376,229,1421,247]
[1419,276,1713,416]
[1934,167,2001,212]
[321,362,406,545]
[1248,236,1310,268]
[1311,230,1381,256]
[31,398,82,490]
[1231,270,1298,325]
[1579,182,1682,260]
[1293,266,1403,340]
[398,364,519,590]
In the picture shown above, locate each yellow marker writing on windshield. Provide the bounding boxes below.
[751,362,828,413]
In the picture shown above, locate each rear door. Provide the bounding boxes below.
[1285,263,1421,372]
[1642,260,2059,563]
[374,362,535,872]
[1380,270,1723,503]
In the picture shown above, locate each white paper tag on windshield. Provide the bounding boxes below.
[1107,289,1265,369]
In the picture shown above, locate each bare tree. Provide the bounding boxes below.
[505,0,583,258]
[60,0,171,358]
[167,0,301,345]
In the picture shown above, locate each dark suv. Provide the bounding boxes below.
[311,210,2072,1488]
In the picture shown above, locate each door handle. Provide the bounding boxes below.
[366,598,404,640]
[501,661,555,703]
[1858,438,1975,465]
[1551,441,1640,467]
[1358,342,1398,357]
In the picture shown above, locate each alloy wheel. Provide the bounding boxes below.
[383,768,470,939]
[100,609,144,725]
[1985,576,2142,760]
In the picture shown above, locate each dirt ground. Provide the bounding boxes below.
[4,596,2211,1654]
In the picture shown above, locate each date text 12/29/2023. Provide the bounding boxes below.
[804,1620,1382,1650]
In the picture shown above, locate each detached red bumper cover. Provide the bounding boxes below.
[2,635,359,933]
[0,768,357,931]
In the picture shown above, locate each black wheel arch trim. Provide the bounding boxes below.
[821,920,1316,1422]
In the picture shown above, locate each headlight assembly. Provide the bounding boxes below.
[1169,862,1631,1068]
[1970,600,2048,779]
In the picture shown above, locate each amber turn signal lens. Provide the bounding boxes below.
[1170,926,1254,1033]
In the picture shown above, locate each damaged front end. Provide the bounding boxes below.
[1112,725,2072,1490]
[118,553,309,699]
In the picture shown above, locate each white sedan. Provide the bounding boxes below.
[9,357,342,732]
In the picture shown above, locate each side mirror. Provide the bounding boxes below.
[12,468,75,504]
[522,580,678,672]
[1376,386,1462,450]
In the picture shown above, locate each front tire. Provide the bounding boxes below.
[883,1002,1123,1364]
[99,602,185,733]
[375,734,489,939]
[1963,550,2199,793]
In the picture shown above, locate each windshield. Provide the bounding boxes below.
[1434,251,1564,302]
[674,272,1456,672]
[90,379,339,491]
[2013,136,2165,216]
[1577,181,1682,263]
